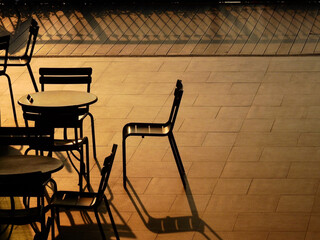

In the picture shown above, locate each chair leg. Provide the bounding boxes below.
[168,133,186,188]
[79,150,85,192]
[122,136,127,189]
[85,140,90,189]
[56,208,61,231]
[51,208,55,240]
[94,209,106,240]
[88,112,97,161]
[104,196,120,240]
[42,216,53,240]
[5,74,18,126]
[27,63,39,92]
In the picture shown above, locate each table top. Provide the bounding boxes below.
[0,155,64,176]
[18,90,98,109]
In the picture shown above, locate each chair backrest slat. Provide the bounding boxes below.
[0,126,53,147]
[98,144,117,196]
[39,67,92,92]
[167,79,183,130]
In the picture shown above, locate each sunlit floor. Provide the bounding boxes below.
[1,55,320,240]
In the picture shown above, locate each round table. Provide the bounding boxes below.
[18,90,98,110]
[0,155,63,176]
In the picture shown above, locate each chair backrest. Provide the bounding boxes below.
[23,107,81,129]
[167,79,183,130]
[97,144,117,197]
[0,35,10,74]
[0,171,46,197]
[23,18,39,62]
[23,107,82,147]
[39,67,92,92]
[0,126,54,147]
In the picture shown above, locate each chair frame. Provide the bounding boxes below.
[122,80,186,189]
[22,107,89,192]
[39,67,97,162]
[6,18,39,92]
[50,144,119,240]
[0,34,18,126]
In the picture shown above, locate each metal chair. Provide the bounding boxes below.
[49,144,119,240]
[6,18,39,92]
[22,107,90,192]
[0,35,18,126]
[39,67,97,161]
[0,171,52,239]
[122,80,186,189]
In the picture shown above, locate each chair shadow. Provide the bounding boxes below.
[53,185,135,239]
[125,177,223,240]
[54,156,134,240]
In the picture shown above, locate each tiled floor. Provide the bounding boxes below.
[1,55,320,240]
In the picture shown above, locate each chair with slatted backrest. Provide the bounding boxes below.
[122,80,186,189]
[0,34,18,126]
[0,171,51,239]
[23,106,89,192]
[0,126,54,157]
[49,144,119,240]
[39,67,97,162]
[6,18,39,92]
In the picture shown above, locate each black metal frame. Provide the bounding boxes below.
[122,79,186,189]
[0,35,18,126]
[39,67,97,162]
[6,18,39,92]
[49,144,119,240]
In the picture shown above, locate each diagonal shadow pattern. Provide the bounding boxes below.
[0,3,320,56]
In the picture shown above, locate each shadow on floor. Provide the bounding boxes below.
[54,185,135,239]
[126,178,222,240]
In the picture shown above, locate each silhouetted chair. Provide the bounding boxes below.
[39,67,97,161]
[122,80,186,189]
[49,144,119,240]
[0,171,52,239]
[0,126,54,159]
[6,18,39,92]
[23,107,89,192]
[0,35,18,126]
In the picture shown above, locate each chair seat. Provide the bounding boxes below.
[53,138,87,148]
[123,123,171,137]
[28,137,87,152]
[51,191,97,208]
[0,208,42,225]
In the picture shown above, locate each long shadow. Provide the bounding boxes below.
[125,177,222,239]
[53,184,134,240]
